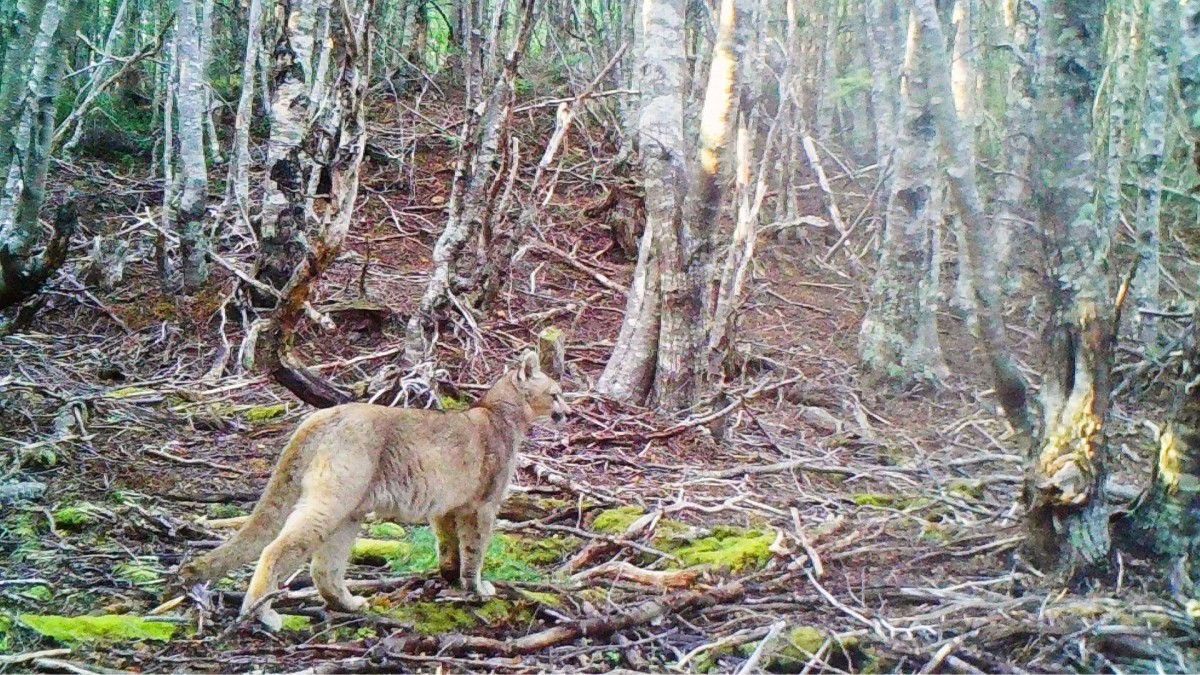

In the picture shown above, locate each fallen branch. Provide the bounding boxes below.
[379,580,746,657]
[571,561,700,589]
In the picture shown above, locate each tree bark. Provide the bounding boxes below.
[858,9,949,390]
[223,0,266,229]
[1131,0,1179,347]
[176,0,211,292]
[596,0,686,404]
[0,0,82,312]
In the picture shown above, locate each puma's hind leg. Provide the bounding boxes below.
[431,513,460,584]
[455,506,498,597]
[311,521,368,613]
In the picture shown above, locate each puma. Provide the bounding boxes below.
[178,351,569,630]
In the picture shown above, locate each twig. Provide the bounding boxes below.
[0,649,71,665]
[737,620,787,674]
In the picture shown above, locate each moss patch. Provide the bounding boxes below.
[351,538,410,565]
[115,560,163,586]
[439,394,471,411]
[739,626,866,672]
[242,403,288,423]
[18,614,176,643]
[851,493,929,510]
[368,522,406,539]
[591,505,645,534]
[668,526,775,572]
[52,506,91,530]
[280,614,312,632]
[372,598,534,635]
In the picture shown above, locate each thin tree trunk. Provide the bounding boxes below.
[256,0,375,407]
[255,0,324,297]
[858,9,949,389]
[0,0,82,310]
[994,0,1035,286]
[223,0,265,229]
[1131,0,1179,347]
[176,0,211,292]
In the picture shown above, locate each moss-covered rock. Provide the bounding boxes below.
[18,614,176,643]
[668,526,775,572]
[591,505,646,534]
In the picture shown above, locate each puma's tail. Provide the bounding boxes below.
[178,421,320,585]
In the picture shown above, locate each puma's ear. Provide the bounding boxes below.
[516,350,539,382]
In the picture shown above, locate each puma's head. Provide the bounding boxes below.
[512,351,570,424]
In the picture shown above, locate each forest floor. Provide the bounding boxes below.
[2,99,1198,674]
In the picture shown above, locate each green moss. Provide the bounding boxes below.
[669,526,775,572]
[739,626,862,672]
[513,535,578,566]
[115,560,163,586]
[0,615,10,652]
[591,506,645,534]
[851,493,929,510]
[105,386,158,399]
[374,598,532,634]
[53,506,91,530]
[279,614,311,632]
[948,479,985,499]
[367,522,406,539]
[205,503,247,519]
[21,585,52,601]
[243,403,288,423]
[18,614,176,643]
[438,394,470,411]
[515,589,563,607]
[352,538,412,565]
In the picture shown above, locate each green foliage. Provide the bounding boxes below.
[205,503,247,519]
[279,614,311,632]
[832,68,872,102]
[368,521,406,539]
[438,394,470,411]
[374,598,531,634]
[18,614,176,643]
[352,526,577,582]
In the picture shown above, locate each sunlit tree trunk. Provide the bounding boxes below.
[993,0,1034,285]
[859,9,949,390]
[176,0,211,292]
[1131,0,1179,347]
[948,0,977,319]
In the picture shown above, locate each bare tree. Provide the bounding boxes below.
[858,9,949,389]
[0,0,83,311]
[175,0,211,292]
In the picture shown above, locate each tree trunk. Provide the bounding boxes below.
[255,0,375,408]
[223,0,266,229]
[1131,0,1179,347]
[858,9,949,390]
[176,0,211,292]
[403,0,537,363]
[0,0,82,312]
[596,0,687,404]
[993,0,1035,287]
[654,0,741,411]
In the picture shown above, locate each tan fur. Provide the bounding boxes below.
[178,351,569,630]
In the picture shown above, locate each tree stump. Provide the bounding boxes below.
[537,326,565,379]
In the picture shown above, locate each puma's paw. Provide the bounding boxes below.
[473,580,496,598]
[256,608,283,632]
[333,594,368,613]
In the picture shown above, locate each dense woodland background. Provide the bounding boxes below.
[3,0,1200,672]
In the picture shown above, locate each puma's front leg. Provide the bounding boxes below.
[431,513,460,584]
[455,506,497,597]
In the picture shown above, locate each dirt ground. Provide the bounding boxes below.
[1,101,1197,673]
